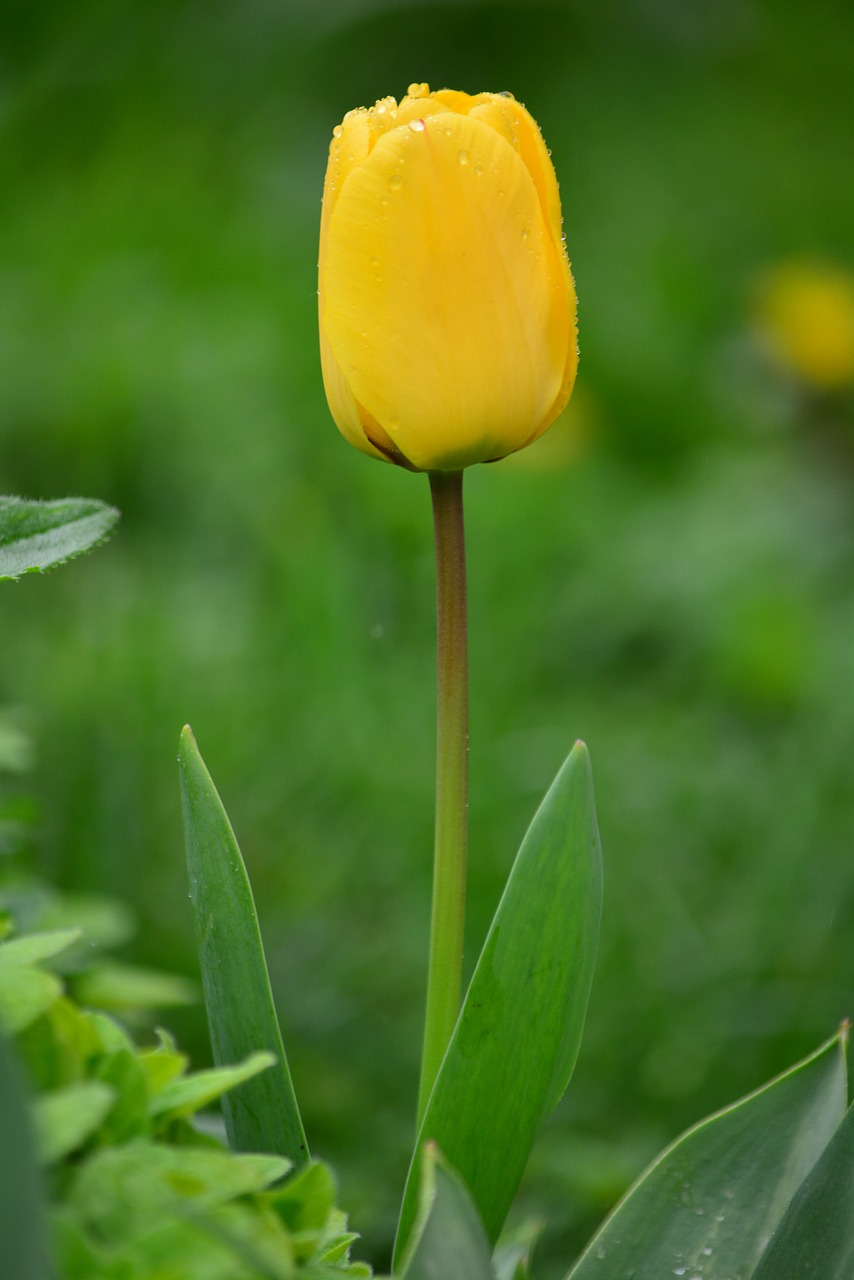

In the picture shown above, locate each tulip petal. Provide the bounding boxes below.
[321,111,573,471]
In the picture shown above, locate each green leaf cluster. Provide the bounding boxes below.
[0,883,369,1279]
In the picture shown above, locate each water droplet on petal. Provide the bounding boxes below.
[408,118,426,133]
[474,163,483,176]
[521,227,529,241]
[457,148,469,166]
[389,173,403,190]
[332,125,343,138]
[498,90,514,98]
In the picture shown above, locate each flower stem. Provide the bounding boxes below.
[417,469,469,1127]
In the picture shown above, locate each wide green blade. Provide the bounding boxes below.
[565,1030,847,1279]
[0,1030,48,1278]
[399,1144,497,1280]
[178,725,308,1166]
[752,1089,854,1278]
[0,496,119,579]
[396,741,603,1261]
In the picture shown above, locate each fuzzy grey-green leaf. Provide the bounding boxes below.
[0,496,119,579]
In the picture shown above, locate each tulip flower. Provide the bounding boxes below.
[318,84,577,472]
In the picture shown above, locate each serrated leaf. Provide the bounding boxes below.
[0,963,62,1033]
[150,1050,276,1123]
[396,742,602,1261]
[0,496,119,580]
[400,1144,496,1280]
[34,1080,116,1164]
[751,1090,854,1278]
[0,1030,48,1278]
[0,928,81,968]
[565,1030,847,1280]
[179,725,308,1166]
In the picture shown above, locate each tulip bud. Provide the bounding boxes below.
[318,84,578,472]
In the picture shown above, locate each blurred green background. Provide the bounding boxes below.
[2,0,854,1274]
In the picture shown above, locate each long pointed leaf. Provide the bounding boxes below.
[752,1084,854,1278]
[396,741,603,1262]
[179,725,308,1166]
[0,496,119,579]
[400,1144,497,1280]
[565,1030,847,1280]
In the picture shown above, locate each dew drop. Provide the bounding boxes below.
[457,148,470,166]
[521,227,529,241]
[389,173,403,190]
[474,163,483,176]
[701,1247,713,1257]
[673,1269,687,1277]
[498,90,514,98]
[376,103,387,116]
[332,125,342,138]
[408,118,426,133]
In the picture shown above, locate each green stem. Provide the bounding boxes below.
[417,469,469,1127]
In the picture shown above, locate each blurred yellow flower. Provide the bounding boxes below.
[754,261,854,390]
[318,84,577,471]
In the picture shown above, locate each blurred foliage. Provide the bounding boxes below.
[1,0,853,1276]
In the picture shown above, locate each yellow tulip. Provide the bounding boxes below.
[318,84,578,472]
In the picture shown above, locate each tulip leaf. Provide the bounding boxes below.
[751,1089,854,1279]
[399,1144,497,1280]
[0,1030,48,1279]
[0,496,119,580]
[178,725,308,1166]
[564,1029,847,1280]
[396,741,602,1262]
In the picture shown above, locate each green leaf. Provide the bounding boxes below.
[74,960,197,1012]
[0,963,62,1033]
[396,742,602,1260]
[0,1030,48,1278]
[565,1030,847,1280]
[0,496,119,580]
[179,725,309,1166]
[69,1140,290,1244]
[34,1080,116,1164]
[751,1089,854,1278]
[400,1144,497,1280]
[0,928,82,968]
[150,1050,276,1123]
